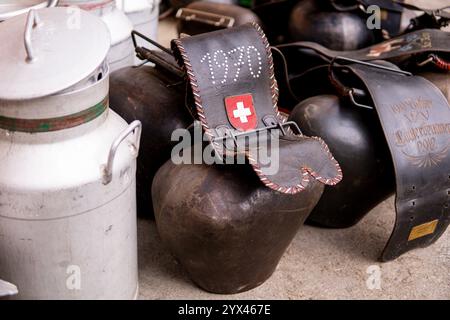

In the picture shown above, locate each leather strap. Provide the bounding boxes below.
[332,63,450,261]
[172,23,342,194]
[278,29,450,68]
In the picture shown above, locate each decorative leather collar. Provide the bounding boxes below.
[331,62,450,260]
[172,23,342,194]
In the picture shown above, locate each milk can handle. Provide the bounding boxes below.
[24,10,40,63]
[23,2,59,63]
[102,121,142,185]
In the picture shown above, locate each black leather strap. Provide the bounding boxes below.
[172,23,342,194]
[278,29,450,65]
[333,63,450,261]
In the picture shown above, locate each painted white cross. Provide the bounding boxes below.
[233,101,252,123]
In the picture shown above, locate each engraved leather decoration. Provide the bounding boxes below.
[172,23,342,194]
[334,63,450,261]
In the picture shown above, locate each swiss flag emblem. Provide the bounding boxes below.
[224,94,257,131]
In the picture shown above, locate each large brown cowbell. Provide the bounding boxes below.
[152,145,324,294]
[109,62,326,293]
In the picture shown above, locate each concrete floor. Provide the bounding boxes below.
[138,197,450,300]
[136,0,450,300]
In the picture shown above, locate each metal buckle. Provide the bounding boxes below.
[176,8,235,28]
[212,118,302,149]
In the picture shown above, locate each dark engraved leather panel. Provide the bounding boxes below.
[171,23,342,194]
[337,64,450,261]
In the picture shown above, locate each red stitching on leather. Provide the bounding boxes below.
[173,24,343,194]
[432,55,450,72]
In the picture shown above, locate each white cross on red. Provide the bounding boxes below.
[232,101,252,123]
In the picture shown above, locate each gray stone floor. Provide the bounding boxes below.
[136,0,450,300]
[138,197,450,300]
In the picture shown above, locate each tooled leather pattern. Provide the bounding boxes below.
[340,64,450,261]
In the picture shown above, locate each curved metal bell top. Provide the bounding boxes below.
[0,7,110,101]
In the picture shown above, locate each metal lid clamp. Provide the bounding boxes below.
[131,30,185,78]
[212,118,303,153]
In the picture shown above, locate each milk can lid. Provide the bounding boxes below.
[0,7,110,100]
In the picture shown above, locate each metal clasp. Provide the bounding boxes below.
[212,118,302,148]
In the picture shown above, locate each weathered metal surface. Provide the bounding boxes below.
[152,154,324,294]
[289,95,395,228]
[0,96,108,132]
[0,7,110,100]
[288,0,375,50]
[59,0,134,72]
[109,64,192,215]
[0,7,139,299]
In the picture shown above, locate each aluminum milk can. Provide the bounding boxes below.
[0,0,58,21]
[59,0,135,72]
[0,7,141,299]
[115,0,159,64]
